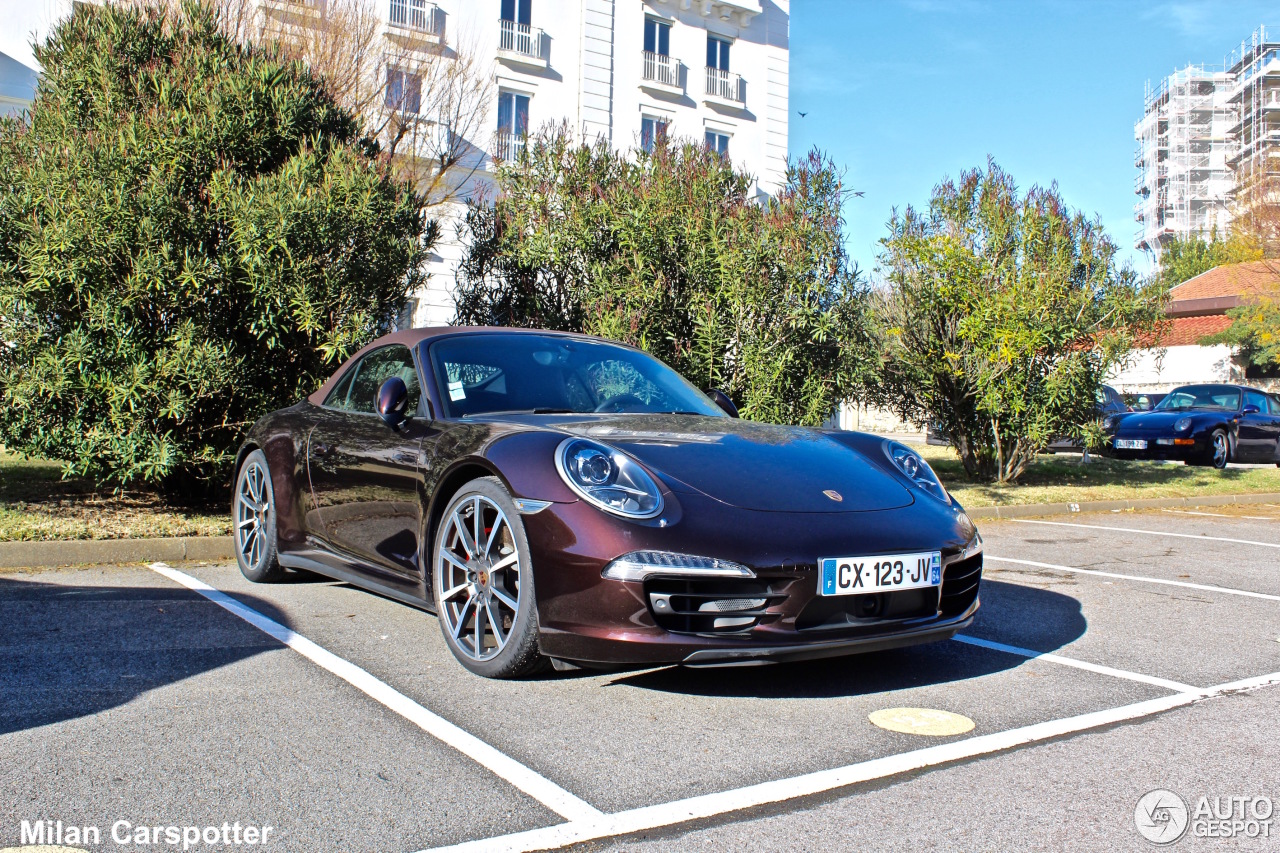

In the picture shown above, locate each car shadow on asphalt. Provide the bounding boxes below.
[0,574,294,736]
[604,580,1086,699]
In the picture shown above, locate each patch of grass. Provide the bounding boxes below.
[918,443,1280,507]
[0,450,230,541]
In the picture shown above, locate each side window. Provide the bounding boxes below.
[1245,390,1268,413]
[1270,396,1280,415]
[325,346,420,414]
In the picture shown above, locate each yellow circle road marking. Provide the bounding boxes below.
[869,707,975,736]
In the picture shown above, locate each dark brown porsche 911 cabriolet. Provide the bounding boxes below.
[232,328,983,678]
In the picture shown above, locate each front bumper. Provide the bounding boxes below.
[1107,434,1207,462]
[521,491,983,666]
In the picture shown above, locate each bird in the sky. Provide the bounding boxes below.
[798,111,807,117]
[852,191,865,197]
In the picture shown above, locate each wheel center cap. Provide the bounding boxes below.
[478,570,490,588]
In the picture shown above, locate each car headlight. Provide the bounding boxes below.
[1174,417,1192,432]
[556,438,663,519]
[1103,414,1119,430]
[884,440,949,503]
[602,551,754,582]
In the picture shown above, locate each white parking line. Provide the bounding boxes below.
[1011,518,1280,549]
[417,671,1280,853]
[986,555,1280,602]
[1160,509,1228,518]
[147,563,603,823]
[952,635,1204,695]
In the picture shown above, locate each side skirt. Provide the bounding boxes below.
[279,550,436,614]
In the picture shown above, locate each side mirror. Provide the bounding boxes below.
[377,377,409,428]
[1242,404,1261,415]
[707,388,739,418]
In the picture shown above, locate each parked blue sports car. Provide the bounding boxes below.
[1105,383,1280,469]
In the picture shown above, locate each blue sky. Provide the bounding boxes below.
[789,0,1276,279]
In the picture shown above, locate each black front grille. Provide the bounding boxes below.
[794,586,939,631]
[940,552,982,616]
[644,577,787,634]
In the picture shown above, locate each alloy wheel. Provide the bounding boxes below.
[235,461,270,570]
[436,495,523,662]
[1212,433,1229,468]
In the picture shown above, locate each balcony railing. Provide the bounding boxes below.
[498,19,544,61]
[704,66,744,105]
[642,51,679,89]
[493,131,526,162]
[389,0,443,37]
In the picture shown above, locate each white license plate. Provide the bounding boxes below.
[1114,439,1147,449]
[820,552,942,596]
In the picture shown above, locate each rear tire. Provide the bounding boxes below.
[232,450,286,582]
[432,477,548,679]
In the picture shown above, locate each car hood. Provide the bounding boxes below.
[1116,410,1222,431]
[523,413,916,513]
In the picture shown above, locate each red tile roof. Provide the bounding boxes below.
[1170,259,1280,303]
[1156,314,1234,347]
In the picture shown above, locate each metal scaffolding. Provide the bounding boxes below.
[1134,25,1279,258]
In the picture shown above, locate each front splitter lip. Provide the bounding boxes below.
[679,602,978,666]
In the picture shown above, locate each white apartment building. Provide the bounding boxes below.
[4,0,792,327]
[405,0,792,326]
[1134,26,1278,258]
[1133,66,1236,256]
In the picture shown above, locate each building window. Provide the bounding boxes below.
[496,90,530,159]
[705,130,729,156]
[641,117,669,152]
[396,298,418,332]
[644,18,670,57]
[707,35,731,72]
[386,68,422,114]
[500,0,530,25]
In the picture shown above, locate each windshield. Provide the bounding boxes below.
[1154,385,1241,412]
[427,333,727,419]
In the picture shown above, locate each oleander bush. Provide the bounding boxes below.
[0,1,433,494]
[872,160,1165,483]
[454,128,878,426]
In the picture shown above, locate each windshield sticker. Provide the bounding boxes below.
[448,380,466,401]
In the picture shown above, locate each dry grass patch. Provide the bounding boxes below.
[918,443,1280,507]
[0,451,229,541]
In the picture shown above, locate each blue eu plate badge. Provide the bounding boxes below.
[821,559,837,595]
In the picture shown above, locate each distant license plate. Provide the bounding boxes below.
[1114,439,1148,449]
[820,552,942,596]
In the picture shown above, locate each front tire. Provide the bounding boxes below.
[232,449,286,582]
[1208,429,1230,470]
[432,477,547,678]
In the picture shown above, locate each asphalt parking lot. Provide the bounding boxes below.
[3,505,1279,852]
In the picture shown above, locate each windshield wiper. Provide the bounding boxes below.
[461,408,577,418]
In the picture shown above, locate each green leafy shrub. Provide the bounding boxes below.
[0,2,432,493]
[454,129,878,426]
[873,160,1164,483]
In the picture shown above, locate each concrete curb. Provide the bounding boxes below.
[2,490,1279,568]
[0,535,233,569]
[965,491,1280,520]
